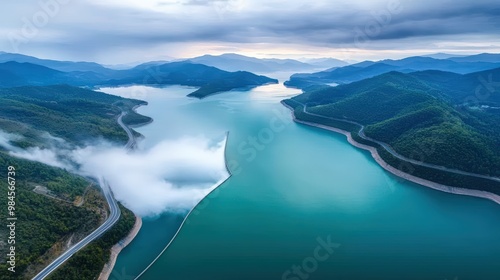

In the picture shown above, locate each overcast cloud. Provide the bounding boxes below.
[0,0,499,63]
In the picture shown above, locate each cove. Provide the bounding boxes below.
[105,84,500,280]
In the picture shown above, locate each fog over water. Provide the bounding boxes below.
[0,130,229,217]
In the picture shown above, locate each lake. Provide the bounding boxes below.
[103,83,500,280]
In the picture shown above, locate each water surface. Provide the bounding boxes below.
[105,84,500,280]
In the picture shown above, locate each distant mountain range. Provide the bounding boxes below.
[3,51,500,99]
[401,53,500,62]
[185,53,349,73]
[301,57,352,68]
[286,53,500,88]
[421,53,468,59]
[0,52,112,74]
[446,53,500,63]
[0,53,278,98]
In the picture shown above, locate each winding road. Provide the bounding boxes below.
[33,111,136,280]
[118,111,137,150]
[33,180,120,280]
[292,100,500,183]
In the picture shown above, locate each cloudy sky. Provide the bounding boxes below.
[1,0,499,64]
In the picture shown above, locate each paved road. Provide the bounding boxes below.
[292,100,500,183]
[33,110,136,280]
[32,180,120,280]
[118,111,137,150]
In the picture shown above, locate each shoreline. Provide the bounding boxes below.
[97,103,148,279]
[134,132,232,280]
[127,104,154,128]
[188,81,279,100]
[98,215,143,280]
[281,101,500,206]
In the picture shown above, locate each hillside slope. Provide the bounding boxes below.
[0,85,151,145]
[0,85,149,279]
[286,56,500,88]
[285,69,500,179]
[0,60,278,98]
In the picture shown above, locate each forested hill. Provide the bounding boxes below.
[0,60,278,98]
[107,61,278,98]
[285,68,500,178]
[0,84,151,146]
[0,84,148,279]
[286,56,500,88]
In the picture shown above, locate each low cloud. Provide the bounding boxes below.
[0,130,78,169]
[0,130,228,217]
[11,147,69,169]
[75,137,228,216]
[0,130,20,151]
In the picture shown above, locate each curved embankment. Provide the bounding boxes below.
[98,216,142,280]
[301,103,500,183]
[281,101,500,206]
[134,132,232,280]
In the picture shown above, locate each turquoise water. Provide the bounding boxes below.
[105,84,500,280]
